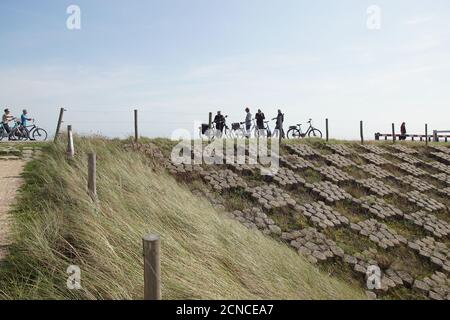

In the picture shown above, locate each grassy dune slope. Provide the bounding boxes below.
[0,138,365,300]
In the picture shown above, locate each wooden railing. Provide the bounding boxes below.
[375,133,449,142]
[433,130,450,142]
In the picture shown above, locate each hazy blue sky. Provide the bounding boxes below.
[1,0,449,139]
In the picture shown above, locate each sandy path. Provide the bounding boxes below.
[0,160,25,260]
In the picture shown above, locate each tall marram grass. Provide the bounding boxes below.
[0,137,365,300]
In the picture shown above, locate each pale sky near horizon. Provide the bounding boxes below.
[1,0,449,139]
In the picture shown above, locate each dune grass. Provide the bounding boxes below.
[0,137,365,300]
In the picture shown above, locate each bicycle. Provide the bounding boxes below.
[230,119,257,138]
[287,119,322,139]
[0,119,26,141]
[23,120,48,141]
[199,116,232,140]
[0,119,48,142]
[230,122,246,138]
[230,119,274,139]
[255,120,273,138]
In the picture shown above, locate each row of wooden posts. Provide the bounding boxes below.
[54,107,141,144]
[56,107,434,146]
[204,112,432,146]
[328,119,430,146]
[56,108,161,300]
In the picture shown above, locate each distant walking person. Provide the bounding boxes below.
[244,108,252,137]
[255,109,266,136]
[2,108,14,139]
[400,122,407,141]
[273,109,285,139]
[213,111,226,137]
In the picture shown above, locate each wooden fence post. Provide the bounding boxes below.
[279,124,283,144]
[88,153,97,199]
[392,123,396,143]
[54,107,66,142]
[425,124,428,146]
[143,234,161,300]
[66,125,74,159]
[134,109,139,143]
[208,112,213,142]
[360,121,364,144]
[325,118,329,142]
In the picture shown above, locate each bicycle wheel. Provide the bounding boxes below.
[232,129,245,139]
[18,128,30,141]
[254,128,262,138]
[287,128,302,139]
[0,128,4,141]
[7,128,22,141]
[199,126,214,141]
[224,127,234,139]
[308,128,323,139]
[16,131,26,141]
[32,128,48,141]
[231,130,240,139]
[255,128,268,138]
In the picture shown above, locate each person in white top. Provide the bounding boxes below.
[2,108,15,138]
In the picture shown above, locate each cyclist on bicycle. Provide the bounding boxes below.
[20,109,35,140]
[2,108,14,139]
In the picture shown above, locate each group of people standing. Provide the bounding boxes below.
[213,108,285,138]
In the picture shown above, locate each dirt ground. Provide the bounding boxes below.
[0,160,25,260]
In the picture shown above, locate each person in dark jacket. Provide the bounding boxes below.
[273,109,285,138]
[213,111,226,136]
[255,109,265,130]
[400,122,407,141]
